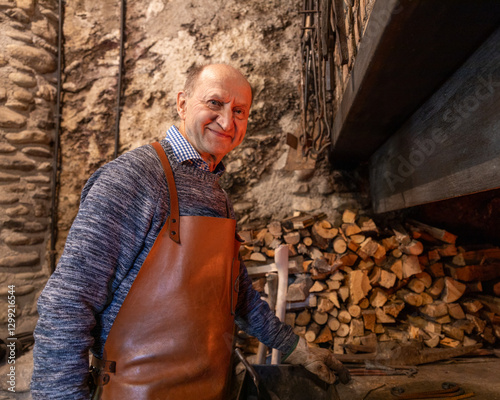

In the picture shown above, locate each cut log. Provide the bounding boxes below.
[382,236,399,251]
[338,309,352,324]
[358,237,379,258]
[442,277,466,303]
[303,237,313,246]
[375,307,396,323]
[343,223,362,237]
[427,262,445,278]
[342,209,357,224]
[327,280,341,290]
[442,324,465,341]
[336,323,350,337]
[358,259,375,271]
[397,289,423,307]
[379,269,397,289]
[401,240,424,255]
[359,297,370,309]
[420,301,448,318]
[340,252,358,266]
[348,304,362,318]
[362,309,376,332]
[427,277,445,298]
[390,259,403,280]
[424,332,440,348]
[466,314,486,334]
[309,281,328,293]
[315,325,333,343]
[402,255,423,278]
[284,231,301,245]
[351,234,366,244]
[420,292,434,305]
[350,318,365,337]
[440,337,461,348]
[333,237,347,254]
[295,309,311,326]
[349,270,372,305]
[338,286,350,302]
[415,272,432,288]
[328,316,341,331]
[267,221,282,237]
[333,337,346,354]
[462,299,483,314]
[317,298,334,313]
[305,322,321,342]
[250,252,267,262]
[287,275,313,302]
[383,300,405,318]
[407,278,426,294]
[312,310,329,325]
[369,287,388,308]
[368,266,381,285]
[408,220,457,244]
[428,249,441,263]
[318,291,341,308]
[438,244,458,257]
[448,263,500,282]
[360,218,378,233]
[447,303,466,320]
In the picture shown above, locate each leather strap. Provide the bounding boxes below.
[90,353,116,373]
[151,142,180,243]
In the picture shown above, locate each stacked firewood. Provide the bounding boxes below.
[239,210,500,354]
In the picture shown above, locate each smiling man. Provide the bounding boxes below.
[31,64,349,400]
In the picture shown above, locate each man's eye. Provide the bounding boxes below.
[208,100,220,107]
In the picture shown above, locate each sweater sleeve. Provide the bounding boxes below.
[31,149,164,399]
[234,261,298,354]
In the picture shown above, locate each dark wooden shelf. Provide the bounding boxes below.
[329,0,500,168]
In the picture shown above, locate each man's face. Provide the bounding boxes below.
[177,65,252,170]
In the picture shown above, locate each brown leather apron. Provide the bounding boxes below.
[92,142,241,400]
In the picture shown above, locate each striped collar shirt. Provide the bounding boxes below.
[165,125,225,175]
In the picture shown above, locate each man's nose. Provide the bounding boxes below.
[216,106,234,131]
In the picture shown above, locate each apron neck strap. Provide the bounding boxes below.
[152,142,180,243]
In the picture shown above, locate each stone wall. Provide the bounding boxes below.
[56,0,376,255]
[0,0,57,337]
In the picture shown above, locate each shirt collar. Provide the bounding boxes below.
[165,125,225,175]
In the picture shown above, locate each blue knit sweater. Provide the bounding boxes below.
[31,140,297,399]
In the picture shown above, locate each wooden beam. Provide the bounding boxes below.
[329,0,500,167]
[370,27,500,213]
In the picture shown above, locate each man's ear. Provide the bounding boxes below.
[177,91,187,120]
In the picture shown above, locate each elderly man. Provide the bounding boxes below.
[31,64,348,399]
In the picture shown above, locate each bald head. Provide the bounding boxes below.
[184,64,253,104]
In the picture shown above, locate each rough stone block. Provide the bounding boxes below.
[13,88,34,103]
[2,231,31,245]
[7,44,56,74]
[23,221,47,232]
[21,146,51,158]
[5,129,51,144]
[0,192,20,204]
[25,175,50,183]
[0,156,36,171]
[8,71,37,88]
[0,106,27,128]
[0,252,39,268]
[32,18,57,44]
[0,143,16,153]
[0,172,20,182]
[6,204,30,217]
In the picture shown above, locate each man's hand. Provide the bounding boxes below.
[283,337,351,384]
